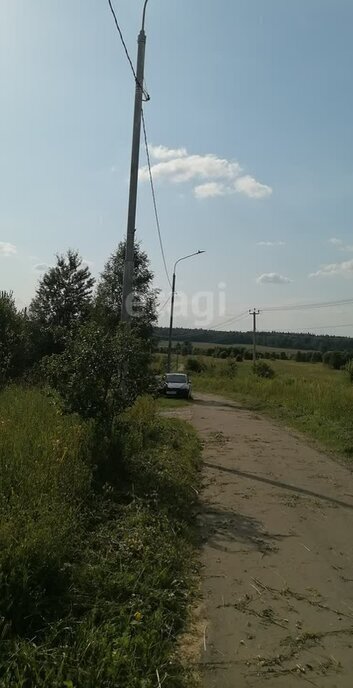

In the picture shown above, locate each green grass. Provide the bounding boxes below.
[0,388,201,688]
[194,358,353,458]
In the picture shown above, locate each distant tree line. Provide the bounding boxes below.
[158,339,353,373]
[154,326,353,354]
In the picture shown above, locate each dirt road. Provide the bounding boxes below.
[179,393,353,687]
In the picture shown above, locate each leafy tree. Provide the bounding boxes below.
[181,341,193,356]
[323,350,346,370]
[30,250,94,328]
[42,322,153,425]
[0,291,23,385]
[29,250,94,359]
[94,241,158,334]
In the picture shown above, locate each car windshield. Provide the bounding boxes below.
[166,374,187,383]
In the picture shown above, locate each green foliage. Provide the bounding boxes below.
[94,241,158,335]
[0,389,201,688]
[30,250,94,328]
[0,291,24,385]
[185,357,206,374]
[181,341,193,356]
[253,361,275,379]
[323,350,347,370]
[29,250,94,359]
[42,322,153,424]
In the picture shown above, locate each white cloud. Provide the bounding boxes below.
[309,259,353,278]
[234,175,273,199]
[194,182,228,199]
[328,237,353,252]
[34,263,50,272]
[139,145,272,200]
[149,145,188,161]
[257,240,286,247]
[257,273,292,285]
[0,241,17,256]
[140,153,241,184]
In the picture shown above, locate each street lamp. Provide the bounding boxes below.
[167,251,205,372]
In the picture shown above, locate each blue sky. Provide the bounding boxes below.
[1,0,353,334]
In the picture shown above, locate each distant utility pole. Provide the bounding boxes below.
[121,0,149,323]
[249,309,260,364]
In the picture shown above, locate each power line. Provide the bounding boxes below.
[158,294,171,314]
[214,312,249,330]
[107,0,149,100]
[206,311,249,331]
[142,109,172,289]
[211,297,353,330]
[262,297,353,313]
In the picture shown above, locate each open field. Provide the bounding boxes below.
[158,340,300,355]
[192,358,353,459]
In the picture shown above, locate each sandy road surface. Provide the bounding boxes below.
[176,393,353,687]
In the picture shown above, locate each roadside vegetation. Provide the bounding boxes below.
[0,244,201,687]
[0,388,200,688]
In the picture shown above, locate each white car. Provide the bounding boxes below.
[162,373,192,399]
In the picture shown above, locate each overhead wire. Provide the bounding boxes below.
[158,294,171,315]
[107,0,149,99]
[207,311,250,331]
[141,110,172,290]
[261,297,353,313]
[209,297,353,331]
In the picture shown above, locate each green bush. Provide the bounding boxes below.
[42,322,153,425]
[185,357,206,374]
[323,350,347,370]
[253,361,275,379]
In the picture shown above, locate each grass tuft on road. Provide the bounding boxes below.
[0,388,201,688]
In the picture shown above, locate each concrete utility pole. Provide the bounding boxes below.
[249,309,260,364]
[121,0,149,322]
[167,251,205,372]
